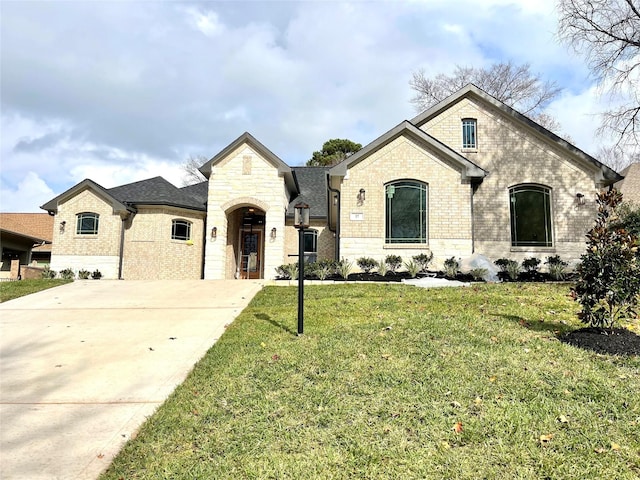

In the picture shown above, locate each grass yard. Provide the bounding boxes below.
[101,283,640,479]
[0,278,72,302]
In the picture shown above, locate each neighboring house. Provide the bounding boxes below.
[41,84,622,280]
[615,162,640,204]
[0,213,53,278]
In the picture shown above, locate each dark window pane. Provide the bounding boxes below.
[386,181,427,243]
[510,186,552,247]
[76,213,99,235]
[172,220,191,240]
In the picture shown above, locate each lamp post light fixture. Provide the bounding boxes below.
[293,203,310,335]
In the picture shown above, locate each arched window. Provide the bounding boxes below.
[171,220,192,241]
[509,185,553,247]
[385,180,428,244]
[303,229,318,263]
[76,212,99,235]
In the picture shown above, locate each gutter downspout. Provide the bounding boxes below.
[326,173,341,261]
[118,211,134,280]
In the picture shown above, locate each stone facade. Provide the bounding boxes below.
[337,135,473,270]
[421,96,601,267]
[203,144,290,279]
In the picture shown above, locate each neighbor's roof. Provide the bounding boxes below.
[0,213,53,251]
[615,162,640,204]
[411,83,622,185]
[287,167,331,218]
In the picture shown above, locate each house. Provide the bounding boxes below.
[41,84,622,280]
[615,162,640,204]
[0,213,53,279]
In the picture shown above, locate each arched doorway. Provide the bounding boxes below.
[227,206,266,279]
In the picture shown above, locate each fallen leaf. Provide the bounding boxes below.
[450,401,462,408]
[260,342,266,348]
[539,433,553,444]
[440,441,451,449]
[558,415,569,424]
[97,453,105,459]
[271,354,280,361]
[490,336,498,343]
[489,376,497,382]
[474,396,482,406]
[453,422,463,433]
[381,353,392,360]
[594,447,606,454]
[611,442,621,451]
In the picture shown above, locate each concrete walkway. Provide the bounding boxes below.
[0,279,264,480]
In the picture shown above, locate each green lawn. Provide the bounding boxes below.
[101,283,640,479]
[0,278,72,302]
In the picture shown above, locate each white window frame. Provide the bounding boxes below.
[171,219,192,241]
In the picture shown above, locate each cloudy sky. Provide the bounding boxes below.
[0,0,618,212]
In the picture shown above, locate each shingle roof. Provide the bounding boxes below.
[179,181,208,207]
[288,167,330,218]
[107,177,207,211]
[615,162,640,204]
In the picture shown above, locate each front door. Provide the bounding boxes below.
[239,231,262,279]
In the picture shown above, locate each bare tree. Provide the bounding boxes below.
[409,62,562,129]
[596,144,640,172]
[181,155,207,186]
[558,0,640,149]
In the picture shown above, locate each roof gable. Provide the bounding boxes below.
[199,132,298,194]
[411,84,622,184]
[329,120,487,181]
[40,179,131,215]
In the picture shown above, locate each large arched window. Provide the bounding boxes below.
[509,185,553,247]
[171,219,192,241]
[385,180,428,244]
[76,212,99,235]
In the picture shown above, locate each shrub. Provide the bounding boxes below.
[522,257,541,273]
[78,269,90,280]
[41,265,57,279]
[336,259,353,279]
[377,260,388,277]
[613,201,640,238]
[443,257,460,279]
[506,260,521,281]
[469,268,488,282]
[91,269,103,280]
[59,268,75,280]
[573,189,640,328]
[404,260,421,278]
[356,257,378,273]
[314,264,333,281]
[412,252,433,273]
[384,255,402,274]
[545,255,568,281]
[494,258,511,273]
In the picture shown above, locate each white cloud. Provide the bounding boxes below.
[0,172,55,212]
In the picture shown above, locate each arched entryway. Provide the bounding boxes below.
[226,206,266,279]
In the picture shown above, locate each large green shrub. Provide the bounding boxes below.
[412,252,433,273]
[443,257,460,279]
[573,189,640,328]
[356,257,378,273]
[384,255,402,274]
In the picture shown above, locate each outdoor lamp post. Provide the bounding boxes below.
[293,203,310,335]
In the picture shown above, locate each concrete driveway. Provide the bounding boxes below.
[0,279,264,480]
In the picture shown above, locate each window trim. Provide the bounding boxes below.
[75,212,99,235]
[509,184,553,248]
[303,228,318,263]
[171,219,192,241]
[462,118,477,150]
[385,180,428,244]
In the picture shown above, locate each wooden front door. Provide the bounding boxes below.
[239,231,262,279]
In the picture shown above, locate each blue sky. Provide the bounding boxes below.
[0,0,618,212]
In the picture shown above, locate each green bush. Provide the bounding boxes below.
[356,257,378,273]
[573,189,640,328]
[443,257,460,279]
[384,255,402,274]
[494,258,511,273]
[336,259,353,279]
[613,201,640,237]
[545,255,568,281]
[404,260,420,278]
[78,269,90,280]
[59,268,75,280]
[469,268,488,281]
[91,269,103,280]
[506,260,521,281]
[522,257,541,273]
[412,252,433,273]
[41,265,57,279]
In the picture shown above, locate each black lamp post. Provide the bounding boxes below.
[293,203,310,335]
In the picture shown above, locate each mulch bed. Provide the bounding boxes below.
[561,327,640,357]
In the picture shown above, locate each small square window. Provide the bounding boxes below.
[462,118,477,149]
[76,212,99,235]
[171,220,191,241]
